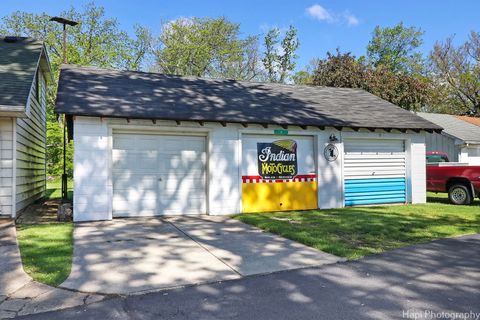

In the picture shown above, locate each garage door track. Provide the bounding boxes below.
[60,216,341,294]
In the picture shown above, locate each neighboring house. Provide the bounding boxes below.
[55,65,441,222]
[456,115,480,127]
[417,112,480,165]
[0,36,51,218]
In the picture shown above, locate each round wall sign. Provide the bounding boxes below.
[324,144,339,162]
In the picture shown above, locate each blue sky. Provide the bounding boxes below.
[1,0,479,70]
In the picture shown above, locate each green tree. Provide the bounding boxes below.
[313,50,366,88]
[155,17,262,80]
[367,22,425,74]
[430,31,480,115]
[0,2,153,176]
[262,26,299,83]
[312,50,431,111]
[292,71,313,85]
[0,3,153,73]
[292,59,319,85]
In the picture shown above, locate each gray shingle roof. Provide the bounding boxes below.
[0,36,44,109]
[417,112,480,143]
[56,65,442,132]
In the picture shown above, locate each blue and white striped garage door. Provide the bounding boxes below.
[344,139,406,206]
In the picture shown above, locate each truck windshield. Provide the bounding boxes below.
[426,154,449,163]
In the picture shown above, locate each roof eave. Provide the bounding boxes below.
[40,43,54,83]
[57,111,443,133]
[0,105,27,117]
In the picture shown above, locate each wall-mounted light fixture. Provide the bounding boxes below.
[329,133,339,143]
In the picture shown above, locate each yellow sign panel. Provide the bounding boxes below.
[242,180,318,213]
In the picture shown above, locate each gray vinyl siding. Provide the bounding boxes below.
[425,132,460,162]
[0,118,14,216]
[15,70,46,212]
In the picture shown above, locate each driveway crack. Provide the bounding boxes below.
[165,219,243,277]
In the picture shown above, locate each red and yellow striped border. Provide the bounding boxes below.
[242,174,316,183]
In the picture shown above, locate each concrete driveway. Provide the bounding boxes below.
[60,216,341,294]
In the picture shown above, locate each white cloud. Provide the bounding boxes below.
[344,12,359,26]
[306,4,334,22]
[305,4,360,26]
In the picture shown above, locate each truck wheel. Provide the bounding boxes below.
[448,184,472,205]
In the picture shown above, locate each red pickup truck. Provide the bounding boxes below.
[426,152,480,205]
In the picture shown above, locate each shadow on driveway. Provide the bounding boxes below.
[60,216,341,294]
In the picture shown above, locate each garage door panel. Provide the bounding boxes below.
[113,189,157,201]
[112,170,158,182]
[165,157,205,170]
[344,177,406,206]
[113,196,157,217]
[344,154,405,160]
[160,171,204,179]
[112,176,158,194]
[345,168,406,175]
[159,191,205,201]
[344,160,405,167]
[158,200,205,213]
[112,133,206,217]
[344,139,406,206]
[162,178,205,190]
[160,139,205,152]
[113,151,158,171]
[113,197,157,210]
[344,139,404,153]
[113,135,158,150]
[344,190,405,197]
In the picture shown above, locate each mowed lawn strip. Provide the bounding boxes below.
[16,223,73,286]
[45,178,73,200]
[234,198,480,260]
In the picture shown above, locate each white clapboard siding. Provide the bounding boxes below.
[15,71,47,212]
[0,118,14,216]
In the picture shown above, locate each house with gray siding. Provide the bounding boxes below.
[0,36,51,218]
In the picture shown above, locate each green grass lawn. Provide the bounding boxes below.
[16,223,73,286]
[45,178,73,200]
[234,195,480,260]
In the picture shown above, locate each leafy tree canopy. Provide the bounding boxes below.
[430,31,480,115]
[262,25,299,83]
[154,17,263,80]
[367,22,425,74]
[313,49,431,111]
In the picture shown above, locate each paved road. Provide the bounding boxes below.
[19,234,480,320]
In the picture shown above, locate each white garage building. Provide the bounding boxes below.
[55,65,442,222]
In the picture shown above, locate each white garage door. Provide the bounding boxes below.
[112,133,206,217]
[343,139,406,206]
